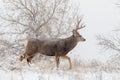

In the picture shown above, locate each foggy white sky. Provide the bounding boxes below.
[70,0,120,61]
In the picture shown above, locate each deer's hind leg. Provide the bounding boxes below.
[27,56,34,63]
[55,56,60,69]
[19,53,26,62]
[27,53,36,65]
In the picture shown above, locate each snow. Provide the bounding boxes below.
[0,69,120,80]
[0,55,120,80]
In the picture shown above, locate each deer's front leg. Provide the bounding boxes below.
[55,56,60,69]
[62,56,72,69]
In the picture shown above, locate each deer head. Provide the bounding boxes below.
[73,17,86,42]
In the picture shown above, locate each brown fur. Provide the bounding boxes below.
[19,30,85,69]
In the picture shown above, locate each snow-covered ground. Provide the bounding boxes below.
[0,67,120,80]
[0,54,120,80]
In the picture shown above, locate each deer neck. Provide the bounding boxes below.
[65,35,78,51]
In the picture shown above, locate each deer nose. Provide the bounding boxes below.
[83,39,86,41]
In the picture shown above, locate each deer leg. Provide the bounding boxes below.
[26,55,34,66]
[62,56,72,69]
[27,55,35,63]
[27,54,36,66]
[27,59,31,67]
[19,55,25,62]
[55,56,60,69]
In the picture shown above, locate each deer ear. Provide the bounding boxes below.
[73,29,77,36]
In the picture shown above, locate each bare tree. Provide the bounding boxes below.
[0,0,81,38]
[97,34,120,65]
[0,0,82,57]
[96,1,120,63]
[96,1,120,65]
[97,34,120,52]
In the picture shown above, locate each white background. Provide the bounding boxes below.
[70,0,120,62]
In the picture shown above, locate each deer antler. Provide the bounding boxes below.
[75,16,85,31]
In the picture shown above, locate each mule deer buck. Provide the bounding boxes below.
[19,18,86,69]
